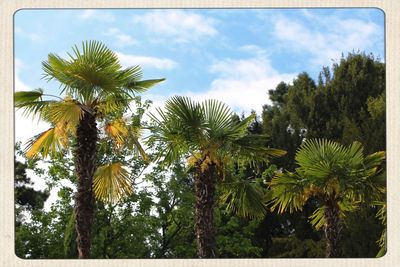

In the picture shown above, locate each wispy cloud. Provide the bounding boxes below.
[79,9,115,22]
[116,51,177,70]
[144,49,295,116]
[104,28,139,47]
[191,54,295,114]
[272,13,382,65]
[132,10,218,44]
[15,26,43,43]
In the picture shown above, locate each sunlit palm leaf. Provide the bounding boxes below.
[268,138,386,235]
[104,119,129,146]
[309,206,326,230]
[42,40,153,104]
[267,171,308,213]
[42,100,84,127]
[201,99,233,136]
[126,78,166,94]
[24,127,68,158]
[93,162,133,203]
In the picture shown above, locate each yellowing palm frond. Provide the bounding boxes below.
[43,100,84,126]
[25,127,69,158]
[309,206,326,230]
[104,119,129,146]
[93,162,133,203]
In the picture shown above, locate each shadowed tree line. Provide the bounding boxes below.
[15,42,386,259]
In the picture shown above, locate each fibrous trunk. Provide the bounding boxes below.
[194,161,216,258]
[324,199,342,258]
[74,111,97,259]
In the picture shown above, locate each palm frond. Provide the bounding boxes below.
[24,127,68,158]
[201,99,233,135]
[104,119,129,146]
[267,171,308,213]
[93,162,133,203]
[125,78,166,94]
[42,100,84,127]
[15,89,56,117]
[126,135,149,162]
[42,40,163,104]
[220,179,267,219]
[309,206,326,230]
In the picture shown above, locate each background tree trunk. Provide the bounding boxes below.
[194,161,216,258]
[324,199,342,258]
[74,111,98,259]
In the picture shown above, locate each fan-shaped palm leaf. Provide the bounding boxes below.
[93,162,132,203]
[25,126,68,158]
[15,88,56,117]
[42,100,84,127]
[220,179,267,219]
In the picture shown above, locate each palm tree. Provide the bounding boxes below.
[15,41,165,258]
[267,139,385,257]
[148,96,285,258]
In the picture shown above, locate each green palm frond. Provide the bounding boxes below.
[220,179,267,219]
[267,171,308,213]
[164,96,206,142]
[268,138,386,236]
[148,96,285,169]
[42,40,159,105]
[232,134,286,158]
[201,99,233,134]
[125,78,166,94]
[374,201,386,257]
[376,229,387,257]
[126,135,149,162]
[15,88,56,117]
[309,206,326,230]
[93,162,133,203]
[309,200,358,231]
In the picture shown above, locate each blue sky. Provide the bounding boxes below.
[15,8,384,144]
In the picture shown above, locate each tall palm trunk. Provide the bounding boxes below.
[74,111,98,259]
[324,199,342,257]
[194,160,216,258]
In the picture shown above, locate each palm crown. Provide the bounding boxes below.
[148,96,285,175]
[268,139,385,216]
[267,138,385,257]
[15,40,165,203]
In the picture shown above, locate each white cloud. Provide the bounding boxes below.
[104,28,138,47]
[189,55,295,115]
[79,9,115,22]
[15,110,50,145]
[116,51,177,70]
[143,51,296,116]
[272,14,382,65]
[132,10,218,43]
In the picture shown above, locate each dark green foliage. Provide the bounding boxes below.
[261,52,385,258]
[15,156,49,211]
[15,51,385,259]
[266,237,325,258]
